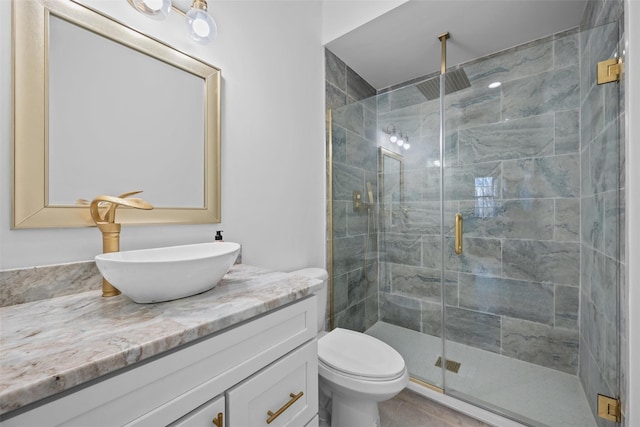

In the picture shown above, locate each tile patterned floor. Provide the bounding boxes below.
[379,389,492,427]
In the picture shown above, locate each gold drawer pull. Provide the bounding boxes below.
[212,412,223,426]
[266,391,304,424]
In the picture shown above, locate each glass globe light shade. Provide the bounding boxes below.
[389,134,398,143]
[186,3,217,44]
[403,142,410,150]
[396,137,404,147]
[130,0,171,20]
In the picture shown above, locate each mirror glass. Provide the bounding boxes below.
[378,147,404,228]
[379,147,404,205]
[12,0,221,228]
[48,15,205,208]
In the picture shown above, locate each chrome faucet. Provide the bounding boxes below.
[90,191,153,297]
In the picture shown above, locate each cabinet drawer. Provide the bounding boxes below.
[169,395,224,427]
[227,340,318,427]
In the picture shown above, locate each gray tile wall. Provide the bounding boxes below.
[377,30,584,375]
[579,1,626,425]
[326,48,379,331]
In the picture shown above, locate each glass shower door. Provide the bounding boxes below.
[440,22,622,427]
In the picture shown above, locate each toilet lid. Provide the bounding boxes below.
[318,328,405,379]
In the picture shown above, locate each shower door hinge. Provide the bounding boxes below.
[597,394,621,422]
[597,58,623,85]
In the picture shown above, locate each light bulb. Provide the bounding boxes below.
[403,142,410,150]
[186,1,217,44]
[396,137,404,147]
[389,134,398,143]
[145,0,163,10]
[130,0,171,20]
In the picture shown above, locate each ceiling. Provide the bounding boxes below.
[326,0,588,90]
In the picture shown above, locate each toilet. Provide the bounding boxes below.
[291,268,409,427]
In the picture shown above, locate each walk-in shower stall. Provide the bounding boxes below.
[327,17,624,427]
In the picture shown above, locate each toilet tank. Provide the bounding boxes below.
[290,268,328,333]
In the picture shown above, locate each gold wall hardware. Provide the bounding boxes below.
[353,190,364,212]
[266,391,304,424]
[328,109,335,331]
[597,394,621,422]
[454,213,463,255]
[597,57,623,84]
[90,191,153,297]
[410,377,444,394]
[438,32,450,75]
[211,412,223,426]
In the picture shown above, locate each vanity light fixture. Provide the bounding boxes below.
[128,0,217,44]
[384,124,399,144]
[186,0,217,43]
[383,124,410,150]
[129,0,171,20]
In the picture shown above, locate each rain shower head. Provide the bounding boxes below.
[416,68,471,101]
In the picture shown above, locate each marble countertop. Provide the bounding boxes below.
[0,264,322,416]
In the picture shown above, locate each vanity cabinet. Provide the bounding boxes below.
[227,340,317,426]
[169,395,225,427]
[1,296,318,427]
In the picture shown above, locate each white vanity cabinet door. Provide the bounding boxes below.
[168,395,224,427]
[227,340,318,427]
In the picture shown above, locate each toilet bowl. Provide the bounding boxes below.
[291,268,409,427]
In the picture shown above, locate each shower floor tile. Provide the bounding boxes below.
[366,322,596,427]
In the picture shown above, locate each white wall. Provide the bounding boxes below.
[0,0,326,272]
[321,0,408,44]
[624,0,639,423]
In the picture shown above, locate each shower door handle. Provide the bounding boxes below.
[454,213,463,255]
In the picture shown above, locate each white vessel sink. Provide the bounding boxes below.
[95,242,241,303]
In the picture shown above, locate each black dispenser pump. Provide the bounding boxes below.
[215,230,224,241]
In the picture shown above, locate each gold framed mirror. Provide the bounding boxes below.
[12,0,221,228]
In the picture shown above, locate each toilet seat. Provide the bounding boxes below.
[318,328,405,380]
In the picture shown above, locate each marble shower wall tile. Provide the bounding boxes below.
[445,306,502,354]
[502,240,580,285]
[555,198,581,241]
[459,199,555,240]
[502,317,579,374]
[502,154,580,199]
[554,32,579,68]
[555,285,580,330]
[390,263,458,305]
[441,85,502,131]
[501,65,579,120]
[445,161,502,200]
[555,109,580,154]
[346,66,376,101]
[444,236,502,277]
[459,273,554,325]
[464,41,553,86]
[380,292,421,332]
[325,49,346,92]
[381,233,423,266]
[458,115,554,164]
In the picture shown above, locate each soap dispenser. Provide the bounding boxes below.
[215,230,224,242]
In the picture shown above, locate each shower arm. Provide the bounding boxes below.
[438,32,450,75]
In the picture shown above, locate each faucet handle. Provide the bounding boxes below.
[90,191,153,224]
